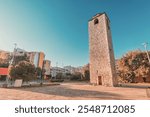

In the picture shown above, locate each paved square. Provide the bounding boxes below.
[0,82,149,100]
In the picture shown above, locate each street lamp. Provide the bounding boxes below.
[142,42,150,64]
[12,43,17,64]
[6,43,17,85]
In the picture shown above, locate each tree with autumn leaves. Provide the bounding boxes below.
[117,50,150,83]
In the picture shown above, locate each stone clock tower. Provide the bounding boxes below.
[88,13,117,87]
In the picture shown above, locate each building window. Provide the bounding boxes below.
[94,18,99,25]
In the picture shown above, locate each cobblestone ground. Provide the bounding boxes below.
[0,82,150,100]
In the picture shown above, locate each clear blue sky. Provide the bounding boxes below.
[0,0,150,67]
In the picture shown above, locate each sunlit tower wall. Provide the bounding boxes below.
[88,13,117,87]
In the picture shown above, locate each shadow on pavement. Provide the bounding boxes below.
[9,84,129,100]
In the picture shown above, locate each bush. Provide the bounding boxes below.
[70,72,82,81]
[56,73,63,79]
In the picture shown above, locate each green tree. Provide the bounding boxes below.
[13,54,29,65]
[70,72,82,81]
[84,70,90,80]
[0,54,12,68]
[56,73,63,79]
[0,58,9,68]
[9,61,36,82]
[35,67,42,77]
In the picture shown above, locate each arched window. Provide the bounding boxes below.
[94,18,99,25]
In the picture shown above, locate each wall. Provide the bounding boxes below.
[88,13,117,87]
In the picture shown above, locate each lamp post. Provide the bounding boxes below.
[6,43,17,85]
[12,43,17,64]
[142,42,150,64]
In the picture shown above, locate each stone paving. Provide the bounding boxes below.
[0,82,149,100]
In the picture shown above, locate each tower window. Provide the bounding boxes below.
[94,18,99,25]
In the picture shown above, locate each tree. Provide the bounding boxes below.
[35,67,42,78]
[84,70,90,80]
[70,72,82,81]
[0,58,9,68]
[9,61,36,82]
[56,73,63,79]
[117,50,150,83]
[13,53,29,65]
[0,54,12,68]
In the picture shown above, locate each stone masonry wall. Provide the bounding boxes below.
[88,13,117,87]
